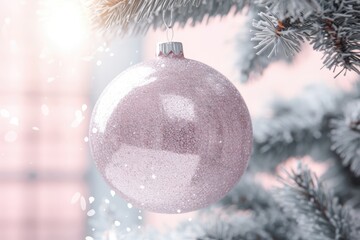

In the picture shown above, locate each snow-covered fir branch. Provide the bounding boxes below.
[277,164,358,240]
[238,9,293,82]
[254,0,321,21]
[251,12,306,57]
[219,173,301,240]
[252,0,360,77]
[331,100,360,176]
[85,0,249,37]
[195,211,301,240]
[220,173,278,211]
[85,0,360,78]
[321,157,360,209]
[251,81,360,178]
[309,1,360,77]
[250,85,345,172]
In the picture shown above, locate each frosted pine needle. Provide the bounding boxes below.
[331,100,360,177]
[251,12,303,58]
[277,164,357,240]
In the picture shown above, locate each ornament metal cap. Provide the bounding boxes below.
[156,42,184,57]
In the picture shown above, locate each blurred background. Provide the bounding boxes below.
[0,0,357,240]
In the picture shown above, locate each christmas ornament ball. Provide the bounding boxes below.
[89,42,252,213]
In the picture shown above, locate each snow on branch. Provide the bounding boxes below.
[85,0,360,78]
[85,0,249,36]
[331,100,360,176]
[310,1,360,77]
[250,85,345,172]
[220,173,278,211]
[251,12,305,58]
[321,158,360,209]
[195,202,300,240]
[277,164,358,240]
[238,10,294,82]
[255,0,321,21]
[252,0,360,77]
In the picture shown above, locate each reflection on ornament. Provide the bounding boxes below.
[89,42,252,213]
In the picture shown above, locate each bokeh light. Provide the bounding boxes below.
[39,0,89,52]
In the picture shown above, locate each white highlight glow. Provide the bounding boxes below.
[9,117,19,126]
[161,94,195,121]
[81,104,87,111]
[93,66,156,132]
[41,0,88,51]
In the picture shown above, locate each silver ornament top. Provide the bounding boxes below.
[156,42,184,57]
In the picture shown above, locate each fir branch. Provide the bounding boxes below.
[309,1,360,77]
[331,100,360,176]
[195,216,271,240]
[321,156,360,209]
[238,10,293,82]
[252,0,360,77]
[195,211,302,240]
[255,208,303,240]
[220,173,278,211]
[250,85,344,172]
[277,164,358,240]
[254,0,321,21]
[251,12,305,58]
[85,0,250,36]
[214,173,302,240]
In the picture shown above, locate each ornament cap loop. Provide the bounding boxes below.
[156,42,184,58]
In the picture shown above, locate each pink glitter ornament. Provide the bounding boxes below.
[89,42,252,213]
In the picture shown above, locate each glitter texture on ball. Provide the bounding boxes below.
[89,43,252,213]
